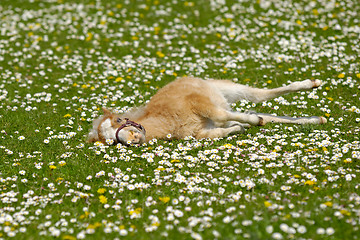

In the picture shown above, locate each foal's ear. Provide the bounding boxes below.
[87,133,99,143]
[102,108,112,116]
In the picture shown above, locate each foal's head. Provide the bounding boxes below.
[88,108,146,146]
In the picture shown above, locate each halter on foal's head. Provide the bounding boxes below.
[115,118,146,145]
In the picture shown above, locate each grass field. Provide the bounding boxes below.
[1,0,360,239]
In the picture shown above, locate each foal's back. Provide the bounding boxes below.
[148,77,226,109]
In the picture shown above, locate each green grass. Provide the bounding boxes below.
[1,0,360,239]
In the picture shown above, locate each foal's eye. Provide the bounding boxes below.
[116,118,122,123]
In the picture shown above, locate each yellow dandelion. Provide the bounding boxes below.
[79,211,89,219]
[97,188,106,194]
[129,208,142,215]
[264,201,272,208]
[159,196,170,203]
[62,235,77,240]
[115,77,123,82]
[156,51,165,58]
[154,26,161,33]
[56,177,63,183]
[85,32,93,41]
[99,195,107,204]
[304,180,316,186]
[340,209,351,216]
[344,159,352,163]
[87,222,102,229]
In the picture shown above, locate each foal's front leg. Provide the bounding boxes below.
[197,125,244,139]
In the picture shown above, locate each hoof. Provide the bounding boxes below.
[258,116,266,126]
[319,116,327,124]
[245,110,257,115]
[312,79,321,88]
[237,125,246,134]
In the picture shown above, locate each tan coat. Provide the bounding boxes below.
[88,77,326,145]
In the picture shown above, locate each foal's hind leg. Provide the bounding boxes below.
[197,125,245,139]
[246,111,327,125]
[188,93,264,126]
[209,79,321,103]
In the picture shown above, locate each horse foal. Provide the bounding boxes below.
[88,77,326,145]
